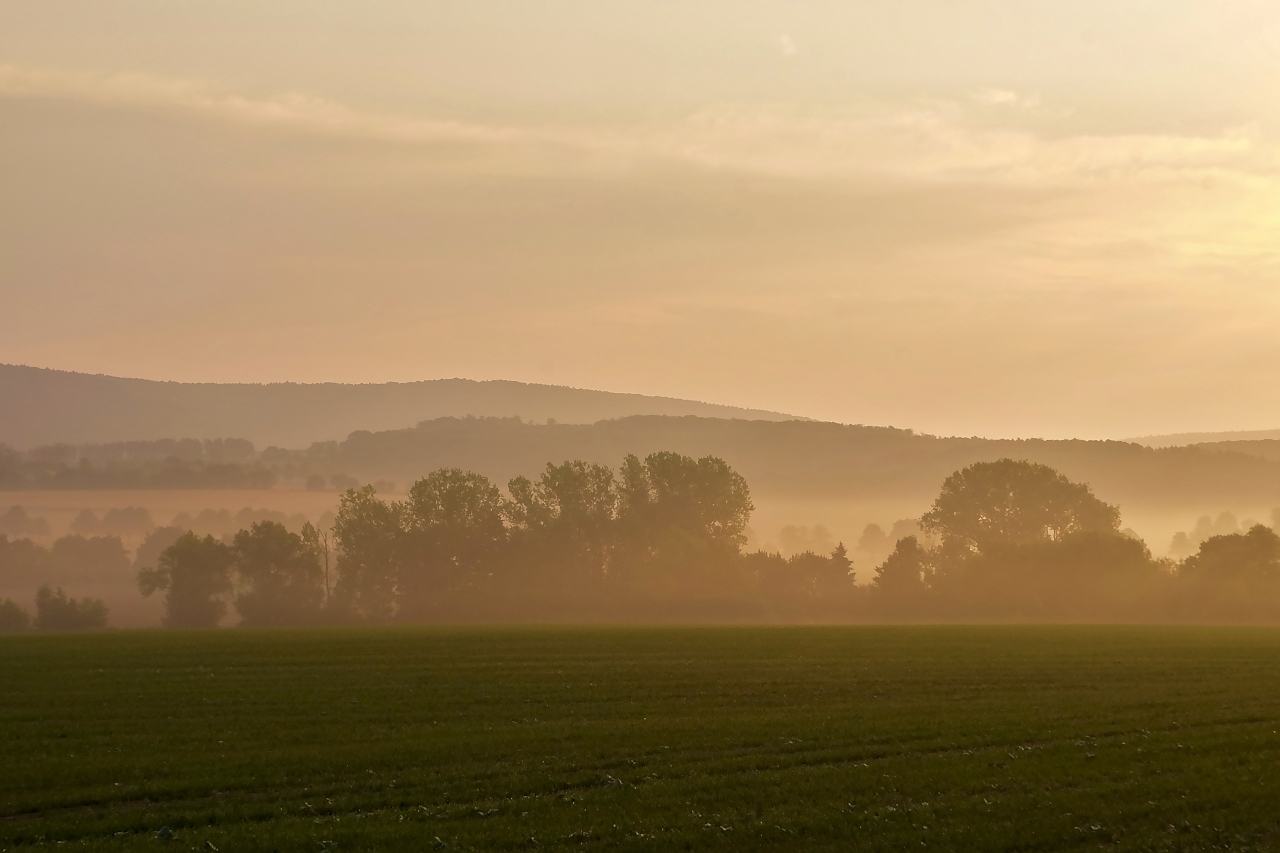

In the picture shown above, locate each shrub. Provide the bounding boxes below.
[34,586,109,630]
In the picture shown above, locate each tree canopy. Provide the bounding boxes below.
[921,459,1120,553]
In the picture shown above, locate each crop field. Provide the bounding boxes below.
[4,627,1280,851]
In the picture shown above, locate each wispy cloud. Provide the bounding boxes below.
[0,63,1272,189]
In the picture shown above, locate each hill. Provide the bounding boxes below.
[312,416,1280,514]
[0,365,798,449]
[1129,428,1280,447]
[1187,439,1280,463]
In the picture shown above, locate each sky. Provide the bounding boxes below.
[2,1,1280,440]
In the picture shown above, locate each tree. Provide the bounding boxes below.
[0,535,52,587]
[616,452,753,563]
[778,544,855,599]
[397,469,508,617]
[332,485,403,621]
[507,460,618,587]
[921,459,1119,554]
[50,535,131,583]
[1182,525,1280,582]
[138,533,234,628]
[133,526,185,573]
[232,521,325,626]
[34,586,108,630]
[300,521,333,605]
[873,537,929,595]
[0,598,30,632]
[0,505,50,537]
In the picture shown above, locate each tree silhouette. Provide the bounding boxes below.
[232,521,325,626]
[331,485,403,622]
[138,533,234,628]
[507,460,618,588]
[398,469,508,618]
[873,536,929,595]
[921,458,1120,554]
[1182,524,1280,582]
[0,598,30,632]
[34,586,108,630]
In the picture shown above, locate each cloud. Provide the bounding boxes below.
[0,62,1272,190]
[970,88,1041,109]
[0,63,525,146]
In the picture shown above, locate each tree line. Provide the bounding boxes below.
[132,453,1280,628]
[5,452,1280,630]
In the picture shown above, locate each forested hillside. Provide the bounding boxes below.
[0,365,795,449]
[315,416,1280,513]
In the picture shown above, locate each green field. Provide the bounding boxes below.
[4,627,1280,851]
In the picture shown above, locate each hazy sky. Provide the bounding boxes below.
[3,1,1280,439]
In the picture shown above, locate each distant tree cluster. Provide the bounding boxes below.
[8,451,1280,629]
[0,438,371,492]
[0,442,277,490]
[70,506,155,537]
[1167,510,1280,559]
[0,531,131,631]
[862,459,1280,622]
[129,455,1280,627]
[139,522,327,628]
[0,532,132,588]
[0,588,109,633]
[144,452,858,625]
[0,505,50,537]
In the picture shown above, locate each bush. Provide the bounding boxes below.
[0,598,30,632]
[34,586,109,630]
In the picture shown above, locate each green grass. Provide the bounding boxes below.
[4,627,1280,851]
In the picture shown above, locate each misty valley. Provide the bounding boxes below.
[8,2,1280,845]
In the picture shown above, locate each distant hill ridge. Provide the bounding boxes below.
[1130,429,1280,447]
[315,415,1280,514]
[0,364,801,450]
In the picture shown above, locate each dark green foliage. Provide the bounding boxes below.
[5,627,1280,851]
[231,521,324,626]
[138,533,234,628]
[33,585,107,630]
[0,597,30,632]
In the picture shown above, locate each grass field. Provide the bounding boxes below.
[4,627,1280,851]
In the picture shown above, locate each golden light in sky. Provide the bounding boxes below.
[3,1,1280,438]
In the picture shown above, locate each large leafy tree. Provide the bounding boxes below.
[921,459,1119,554]
[616,451,753,572]
[398,469,508,616]
[138,532,234,628]
[232,521,325,626]
[332,485,403,622]
[507,460,618,586]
